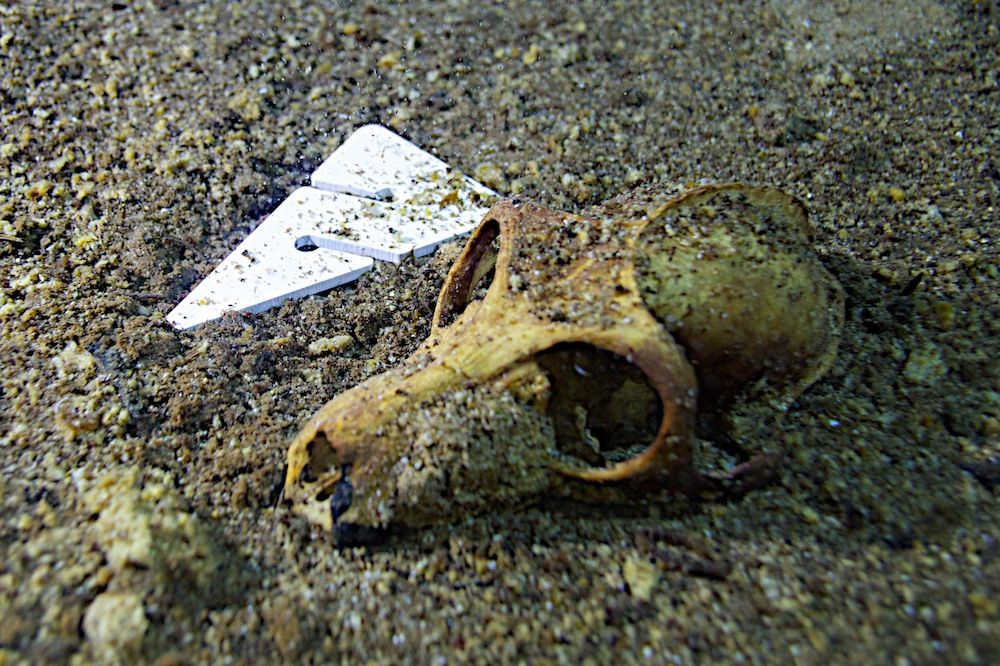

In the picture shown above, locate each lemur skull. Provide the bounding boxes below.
[283,184,844,544]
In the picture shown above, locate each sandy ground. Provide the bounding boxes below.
[0,0,998,664]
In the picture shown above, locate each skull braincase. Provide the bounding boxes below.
[283,183,844,538]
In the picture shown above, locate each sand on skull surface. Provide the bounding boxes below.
[0,1,997,663]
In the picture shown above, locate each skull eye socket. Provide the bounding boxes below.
[535,342,663,470]
[433,219,501,328]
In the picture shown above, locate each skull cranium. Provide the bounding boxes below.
[283,183,844,543]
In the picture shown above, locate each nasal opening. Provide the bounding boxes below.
[299,431,340,500]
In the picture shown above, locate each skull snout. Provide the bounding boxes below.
[285,424,392,544]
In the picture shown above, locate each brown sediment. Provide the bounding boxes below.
[0,1,996,663]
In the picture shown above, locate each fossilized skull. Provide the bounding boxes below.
[283,183,844,543]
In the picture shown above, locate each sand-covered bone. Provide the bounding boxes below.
[631,186,844,418]
[283,183,844,541]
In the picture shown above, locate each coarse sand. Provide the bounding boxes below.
[0,1,997,664]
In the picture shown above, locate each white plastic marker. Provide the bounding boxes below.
[167,125,496,329]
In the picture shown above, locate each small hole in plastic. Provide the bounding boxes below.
[295,236,320,252]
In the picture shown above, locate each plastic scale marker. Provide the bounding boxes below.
[167,125,496,330]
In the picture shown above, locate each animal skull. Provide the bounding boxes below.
[283,183,844,543]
